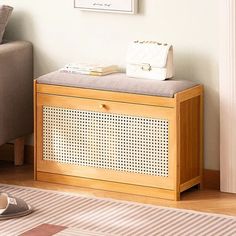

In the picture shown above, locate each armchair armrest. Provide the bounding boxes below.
[0,41,33,145]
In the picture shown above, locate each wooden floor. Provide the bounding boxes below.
[1,161,236,217]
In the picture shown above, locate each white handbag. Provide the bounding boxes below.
[126,41,174,80]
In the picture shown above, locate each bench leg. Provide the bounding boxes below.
[14,137,25,166]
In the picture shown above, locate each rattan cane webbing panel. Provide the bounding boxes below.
[42,106,169,177]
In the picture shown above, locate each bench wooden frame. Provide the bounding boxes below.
[34,80,203,200]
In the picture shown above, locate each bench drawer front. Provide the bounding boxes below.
[36,94,177,190]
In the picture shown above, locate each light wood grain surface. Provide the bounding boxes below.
[34,83,203,200]
[0,162,235,216]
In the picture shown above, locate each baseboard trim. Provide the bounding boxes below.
[0,144,220,190]
[0,143,34,164]
[203,169,220,190]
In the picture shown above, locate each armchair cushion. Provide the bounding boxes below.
[0,5,13,44]
[0,41,33,146]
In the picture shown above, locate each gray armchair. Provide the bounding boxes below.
[0,41,33,165]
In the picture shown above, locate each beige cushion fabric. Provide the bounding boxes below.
[0,5,13,44]
[36,72,199,98]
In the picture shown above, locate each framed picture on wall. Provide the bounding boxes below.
[74,0,138,14]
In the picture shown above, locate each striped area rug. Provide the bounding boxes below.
[0,184,236,236]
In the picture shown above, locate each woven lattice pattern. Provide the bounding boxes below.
[42,106,169,177]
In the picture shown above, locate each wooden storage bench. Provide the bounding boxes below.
[34,72,203,200]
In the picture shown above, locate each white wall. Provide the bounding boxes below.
[2,0,219,170]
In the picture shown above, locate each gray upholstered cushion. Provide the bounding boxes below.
[0,5,13,44]
[36,72,199,98]
[0,41,33,146]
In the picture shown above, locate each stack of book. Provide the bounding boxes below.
[60,63,119,76]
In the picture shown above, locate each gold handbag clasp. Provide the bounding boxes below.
[141,63,152,71]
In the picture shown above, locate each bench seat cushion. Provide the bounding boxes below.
[36,72,199,98]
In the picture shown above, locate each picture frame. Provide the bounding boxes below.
[74,0,138,14]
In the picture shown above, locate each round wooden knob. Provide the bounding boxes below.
[99,104,106,109]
